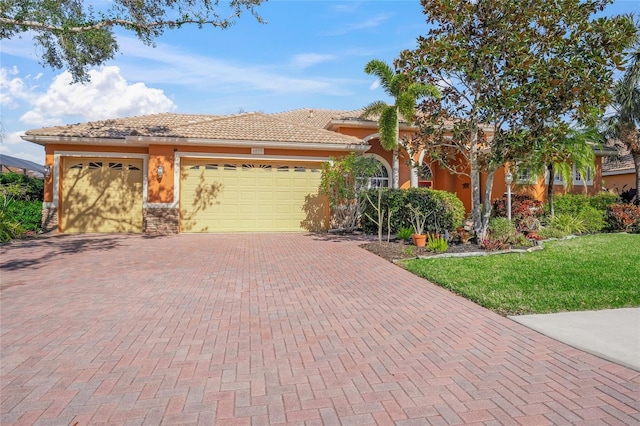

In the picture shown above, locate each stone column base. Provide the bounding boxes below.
[41,206,58,233]
[143,207,179,234]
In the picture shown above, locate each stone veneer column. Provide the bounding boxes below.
[143,207,179,234]
[41,206,58,233]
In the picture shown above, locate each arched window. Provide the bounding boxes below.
[418,163,433,188]
[358,155,390,189]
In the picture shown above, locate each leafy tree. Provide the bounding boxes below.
[602,17,640,202]
[319,153,380,231]
[361,59,439,189]
[0,0,266,82]
[398,0,635,240]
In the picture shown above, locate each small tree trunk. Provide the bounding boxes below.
[481,168,496,239]
[633,152,640,203]
[547,163,555,217]
[469,132,483,240]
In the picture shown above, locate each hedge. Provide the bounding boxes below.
[360,188,465,234]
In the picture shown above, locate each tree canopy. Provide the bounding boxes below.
[0,0,266,82]
[398,0,636,239]
[601,17,640,202]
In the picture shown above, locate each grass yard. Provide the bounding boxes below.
[402,234,640,316]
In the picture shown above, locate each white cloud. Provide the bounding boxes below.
[117,36,352,96]
[290,53,337,69]
[14,66,176,126]
[0,67,38,108]
[324,13,392,36]
[369,79,380,91]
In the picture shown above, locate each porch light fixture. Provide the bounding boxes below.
[156,165,165,179]
[43,165,52,179]
[505,171,513,222]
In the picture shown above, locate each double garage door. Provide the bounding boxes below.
[180,159,325,232]
[59,157,325,233]
[61,157,143,233]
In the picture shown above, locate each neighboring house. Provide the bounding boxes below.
[0,154,45,178]
[602,152,636,196]
[22,108,612,234]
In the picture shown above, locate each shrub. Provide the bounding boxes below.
[489,217,517,242]
[360,188,465,235]
[538,226,570,239]
[549,214,587,235]
[577,206,605,233]
[396,227,413,241]
[427,233,448,252]
[493,194,544,219]
[554,192,618,216]
[6,200,43,232]
[588,192,620,211]
[606,204,640,233]
[0,197,26,243]
[0,173,44,201]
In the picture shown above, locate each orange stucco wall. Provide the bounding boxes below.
[603,173,635,193]
[148,145,174,203]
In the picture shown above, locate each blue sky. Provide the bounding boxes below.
[1,0,638,164]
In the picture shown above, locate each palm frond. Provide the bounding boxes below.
[360,101,389,120]
[364,59,395,94]
[378,107,398,151]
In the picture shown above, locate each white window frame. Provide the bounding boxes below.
[573,165,593,186]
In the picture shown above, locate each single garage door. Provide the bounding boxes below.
[61,157,144,233]
[180,159,325,232]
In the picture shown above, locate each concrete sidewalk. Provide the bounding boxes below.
[510,308,640,371]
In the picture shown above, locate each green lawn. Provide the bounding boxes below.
[402,234,640,316]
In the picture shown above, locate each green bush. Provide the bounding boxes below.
[588,192,620,211]
[0,197,26,242]
[538,226,570,239]
[0,173,44,201]
[396,227,414,241]
[577,206,605,233]
[554,192,618,216]
[489,217,517,242]
[6,200,43,232]
[360,188,465,234]
[549,214,587,234]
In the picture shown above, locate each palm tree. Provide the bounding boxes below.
[361,59,440,189]
[602,19,640,202]
[524,127,599,216]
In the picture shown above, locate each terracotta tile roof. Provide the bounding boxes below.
[24,112,366,146]
[271,108,365,129]
[603,153,635,174]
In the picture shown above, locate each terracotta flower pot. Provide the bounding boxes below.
[412,234,427,247]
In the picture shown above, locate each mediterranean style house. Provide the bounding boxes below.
[22,109,611,234]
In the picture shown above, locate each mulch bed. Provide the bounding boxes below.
[361,240,486,262]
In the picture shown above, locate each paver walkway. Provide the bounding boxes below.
[1,233,638,425]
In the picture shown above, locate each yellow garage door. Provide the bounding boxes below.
[180,160,326,232]
[61,158,144,233]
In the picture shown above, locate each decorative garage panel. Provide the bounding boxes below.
[61,157,144,233]
[180,159,325,232]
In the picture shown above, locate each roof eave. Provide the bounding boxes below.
[22,134,369,152]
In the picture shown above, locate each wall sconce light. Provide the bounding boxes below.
[156,165,165,179]
[43,165,52,179]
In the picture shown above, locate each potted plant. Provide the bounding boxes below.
[407,204,430,247]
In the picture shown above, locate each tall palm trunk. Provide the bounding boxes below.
[633,152,640,203]
[392,147,399,189]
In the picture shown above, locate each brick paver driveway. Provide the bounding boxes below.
[1,234,639,425]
